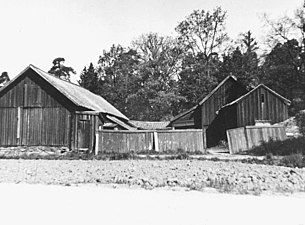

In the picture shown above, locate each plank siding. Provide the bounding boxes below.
[97,129,205,154]
[236,86,289,127]
[201,79,246,127]
[169,76,247,130]
[0,71,72,147]
[227,126,287,154]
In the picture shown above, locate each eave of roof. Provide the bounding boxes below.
[129,120,170,130]
[168,105,196,125]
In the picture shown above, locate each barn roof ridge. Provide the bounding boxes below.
[0,64,129,121]
[198,75,238,105]
[220,83,291,109]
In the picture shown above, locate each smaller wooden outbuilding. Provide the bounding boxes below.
[207,84,291,146]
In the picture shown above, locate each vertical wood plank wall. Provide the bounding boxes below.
[98,130,154,153]
[236,86,289,127]
[157,130,204,153]
[227,126,287,154]
[201,79,247,127]
[97,129,205,154]
[0,72,72,147]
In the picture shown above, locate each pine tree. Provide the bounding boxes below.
[78,63,100,94]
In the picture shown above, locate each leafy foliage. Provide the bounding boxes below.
[97,44,140,118]
[295,110,305,135]
[78,63,100,94]
[248,138,305,156]
[76,5,305,121]
[259,39,305,114]
[178,53,218,110]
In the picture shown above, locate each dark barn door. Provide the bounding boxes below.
[77,118,90,150]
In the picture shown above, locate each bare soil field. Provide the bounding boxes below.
[0,159,305,194]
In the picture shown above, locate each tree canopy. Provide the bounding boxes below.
[77,4,305,120]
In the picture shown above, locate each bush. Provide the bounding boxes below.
[295,111,305,135]
[247,137,305,156]
[280,153,304,168]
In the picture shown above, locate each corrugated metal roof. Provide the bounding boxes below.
[129,120,170,130]
[0,65,128,121]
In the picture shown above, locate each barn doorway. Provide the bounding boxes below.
[77,117,91,150]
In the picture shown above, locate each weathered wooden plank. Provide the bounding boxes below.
[97,129,205,154]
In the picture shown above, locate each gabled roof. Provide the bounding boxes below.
[223,84,291,108]
[169,76,238,124]
[129,120,170,130]
[198,76,238,105]
[0,65,128,121]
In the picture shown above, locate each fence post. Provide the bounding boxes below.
[153,131,159,152]
[95,132,99,155]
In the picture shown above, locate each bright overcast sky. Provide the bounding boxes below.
[0,0,302,82]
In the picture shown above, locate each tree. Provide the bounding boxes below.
[130,33,185,120]
[175,7,229,74]
[260,39,304,114]
[217,31,259,88]
[97,45,140,117]
[261,5,305,114]
[0,72,10,87]
[178,53,218,111]
[78,63,100,94]
[48,57,76,81]
[175,7,229,111]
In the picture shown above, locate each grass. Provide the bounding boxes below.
[0,149,201,161]
[245,137,305,168]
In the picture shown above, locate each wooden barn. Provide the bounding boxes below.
[168,76,291,147]
[0,65,133,151]
[207,84,291,146]
[168,76,248,146]
[168,76,247,129]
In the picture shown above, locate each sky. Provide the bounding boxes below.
[0,0,303,82]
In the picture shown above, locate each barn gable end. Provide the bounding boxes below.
[0,68,73,147]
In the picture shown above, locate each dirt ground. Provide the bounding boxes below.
[0,159,304,194]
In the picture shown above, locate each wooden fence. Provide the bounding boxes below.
[226,125,287,154]
[96,129,205,154]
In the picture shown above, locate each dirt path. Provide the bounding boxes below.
[1,183,304,225]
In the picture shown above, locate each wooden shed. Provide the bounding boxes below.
[169,76,247,129]
[168,76,247,146]
[0,65,132,151]
[207,84,291,146]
